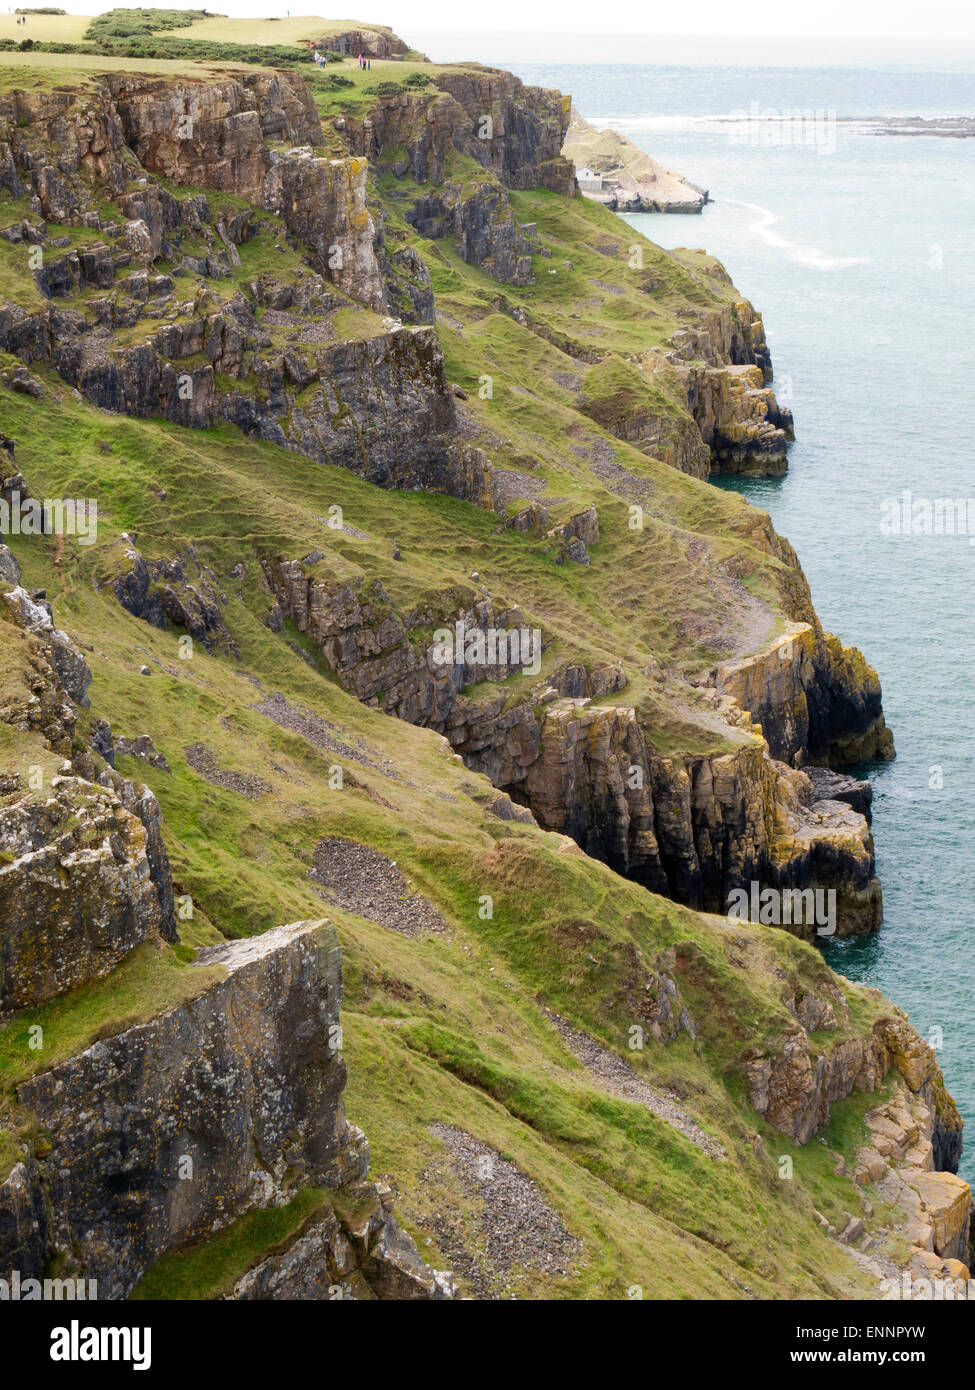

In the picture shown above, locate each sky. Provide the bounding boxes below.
[38,0,975,43]
[25,3,975,69]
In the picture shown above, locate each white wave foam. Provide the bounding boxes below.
[724,199,871,269]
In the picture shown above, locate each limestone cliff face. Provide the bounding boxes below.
[676,361,793,476]
[746,1005,970,1276]
[335,68,574,286]
[10,921,353,1296]
[584,296,794,481]
[857,1080,970,1272]
[0,563,453,1298]
[274,152,385,308]
[0,75,383,306]
[715,625,895,767]
[345,70,573,192]
[103,71,324,197]
[0,290,465,497]
[0,74,491,494]
[405,182,535,285]
[265,562,883,935]
[0,919,453,1300]
[661,293,795,477]
[741,974,961,1153]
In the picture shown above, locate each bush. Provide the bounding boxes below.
[403,72,430,88]
[303,70,354,94]
[84,8,214,42]
[33,36,315,67]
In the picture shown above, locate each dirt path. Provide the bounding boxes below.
[546,1010,727,1158]
[424,1123,581,1299]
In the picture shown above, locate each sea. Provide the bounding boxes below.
[415,32,975,1178]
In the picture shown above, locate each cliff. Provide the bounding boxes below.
[4,917,453,1300]
[0,23,961,1303]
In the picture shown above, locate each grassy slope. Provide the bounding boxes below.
[0,25,904,1299]
[0,373,892,1299]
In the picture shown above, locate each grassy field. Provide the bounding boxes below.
[0,11,401,47]
[0,12,91,44]
[0,51,258,87]
[160,14,405,45]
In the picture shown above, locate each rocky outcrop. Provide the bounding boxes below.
[265,566,541,724]
[0,75,383,309]
[0,776,169,1011]
[345,69,574,193]
[350,68,574,286]
[309,26,410,59]
[0,585,178,940]
[230,1177,455,1301]
[676,361,793,476]
[13,920,354,1297]
[577,297,791,481]
[715,624,894,767]
[0,296,472,501]
[0,544,19,585]
[545,506,600,564]
[265,564,883,934]
[272,151,385,309]
[746,1009,963,1157]
[563,107,707,213]
[111,544,237,656]
[405,182,534,285]
[103,72,323,199]
[0,918,454,1300]
[2,585,91,708]
[0,590,452,1298]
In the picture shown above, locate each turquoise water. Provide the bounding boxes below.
[514,59,975,1175]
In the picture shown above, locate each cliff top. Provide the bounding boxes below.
[0,10,422,88]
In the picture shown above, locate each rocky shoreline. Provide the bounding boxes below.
[563,107,708,212]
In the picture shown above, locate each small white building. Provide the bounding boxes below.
[575,166,603,191]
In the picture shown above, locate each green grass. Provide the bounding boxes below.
[130,1187,331,1300]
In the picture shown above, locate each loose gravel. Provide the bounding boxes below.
[183,743,271,799]
[425,1123,581,1298]
[252,691,389,772]
[309,837,446,936]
